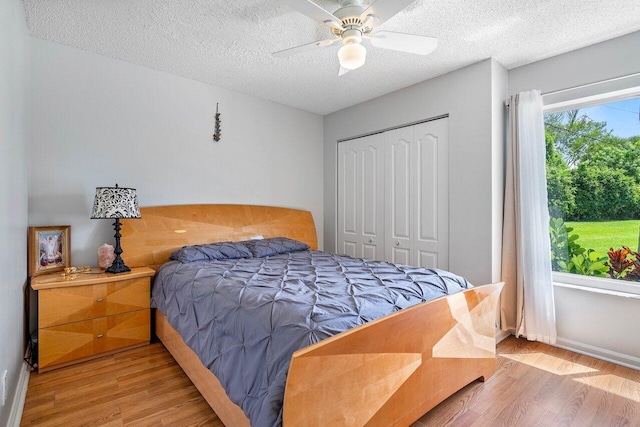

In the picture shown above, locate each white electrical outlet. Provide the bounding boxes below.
[1,369,7,406]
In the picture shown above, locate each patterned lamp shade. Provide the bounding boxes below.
[91,185,141,219]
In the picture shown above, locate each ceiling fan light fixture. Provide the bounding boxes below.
[338,42,367,70]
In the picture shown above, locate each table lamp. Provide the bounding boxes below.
[91,184,141,273]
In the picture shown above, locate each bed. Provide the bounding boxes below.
[121,204,503,427]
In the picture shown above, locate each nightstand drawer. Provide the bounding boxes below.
[39,277,150,328]
[32,267,155,372]
[38,309,150,370]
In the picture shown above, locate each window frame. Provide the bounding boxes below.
[552,272,640,296]
[543,79,640,295]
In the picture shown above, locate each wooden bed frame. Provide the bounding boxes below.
[122,204,503,427]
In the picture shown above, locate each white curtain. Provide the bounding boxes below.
[500,90,557,344]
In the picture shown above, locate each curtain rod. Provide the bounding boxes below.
[504,70,640,107]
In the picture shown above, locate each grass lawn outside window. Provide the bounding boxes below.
[545,95,640,288]
[566,220,640,255]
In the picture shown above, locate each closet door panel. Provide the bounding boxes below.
[412,119,449,269]
[416,134,438,241]
[362,244,377,260]
[360,138,384,259]
[385,127,413,264]
[343,241,357,258]
[338,145,359,256]
[338,134,384,260]
[391,247,411,265]
[418,251,438,269]
[358,134,384,260]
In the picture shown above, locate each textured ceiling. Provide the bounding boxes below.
[22,0,640,115]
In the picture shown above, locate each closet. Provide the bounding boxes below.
[337,117,449,269]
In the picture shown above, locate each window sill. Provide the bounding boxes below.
[553,282,640,300]
[552,272,640,298]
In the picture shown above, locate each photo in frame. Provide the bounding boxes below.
[28,226,71,277]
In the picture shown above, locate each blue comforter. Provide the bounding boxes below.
[151,250,471,426]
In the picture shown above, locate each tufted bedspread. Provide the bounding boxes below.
[151,250,471,427]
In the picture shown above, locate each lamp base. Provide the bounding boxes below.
[106,255,131,274]
[106,217,131,274]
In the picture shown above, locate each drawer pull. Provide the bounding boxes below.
[97,334,104,338]
[96,298,104,302]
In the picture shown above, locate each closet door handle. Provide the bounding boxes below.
[395,241,400,246]
[368,238,373,243]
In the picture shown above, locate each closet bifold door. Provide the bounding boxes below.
[412,118,449,270]
[384,119,449,269]
[338,117,449,269]
[384,125,413,265]
[337,133,385,260]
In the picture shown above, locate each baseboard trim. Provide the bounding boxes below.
[496,329,511,344]
[555,338,640,371]
[7,362,30,427]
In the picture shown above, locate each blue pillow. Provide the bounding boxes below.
[240,237,309,258]
[170,241,253,263]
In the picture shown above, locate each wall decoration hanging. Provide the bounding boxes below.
[213,103,222,142]
[28,225,71,277]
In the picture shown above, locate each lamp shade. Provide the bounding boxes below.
[338,43,367,70]
[91,186,141,219]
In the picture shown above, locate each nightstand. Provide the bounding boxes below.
[31,266,155,372]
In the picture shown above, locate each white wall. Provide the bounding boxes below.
[324,59,506,285]
[29,39,324,266]
[491,61,508,281]
[0,0,30,425]
[509,31,640,96]
[509,31,640,367]
[555,285,640,368]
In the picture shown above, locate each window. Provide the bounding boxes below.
[545,95,640,292]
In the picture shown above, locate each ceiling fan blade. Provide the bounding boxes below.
[273,38,338,58]
[338,66,350,77]
[370,31,438,55]
[280,0,343,30]
[359,0,418,27]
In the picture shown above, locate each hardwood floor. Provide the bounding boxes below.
[416,337,640,426]
[21,336,640,426]
[21,343,222,427]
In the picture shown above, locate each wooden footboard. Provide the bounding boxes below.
[156,283,503,427]
[283,282,504,426]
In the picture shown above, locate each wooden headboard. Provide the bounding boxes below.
[120,204,317,270]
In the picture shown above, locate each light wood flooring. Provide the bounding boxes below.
[21,336,640,426]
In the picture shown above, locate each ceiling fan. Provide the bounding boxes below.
[274,0,438,75]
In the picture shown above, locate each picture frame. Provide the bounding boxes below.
[28,225,71,277]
